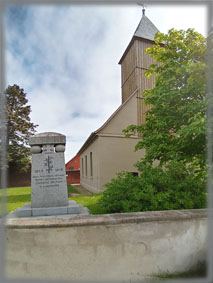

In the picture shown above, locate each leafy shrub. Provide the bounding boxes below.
[95,161,207,214]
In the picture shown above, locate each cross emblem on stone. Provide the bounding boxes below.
[44,155,53,173]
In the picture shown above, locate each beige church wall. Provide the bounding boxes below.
[98,135,144,192]
[6,210,207,281]
[99,92,138,136]
[80,138,100,194]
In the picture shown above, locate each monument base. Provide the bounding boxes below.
[8,201,89,218]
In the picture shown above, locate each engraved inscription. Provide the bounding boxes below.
[32,170,65,189]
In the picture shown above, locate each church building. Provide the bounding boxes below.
[77,11,159,193]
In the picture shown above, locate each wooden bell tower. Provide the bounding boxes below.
[118,10,159,125]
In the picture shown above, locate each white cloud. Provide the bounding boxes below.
[5,4,207,162]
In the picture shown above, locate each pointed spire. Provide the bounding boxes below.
[134,12,159,42]
[118,8,160,64]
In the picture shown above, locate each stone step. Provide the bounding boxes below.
[9,201,89,218]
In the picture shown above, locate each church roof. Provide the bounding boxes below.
[119,13,159,64]
[134,14,159,41]
[77,89,138,155]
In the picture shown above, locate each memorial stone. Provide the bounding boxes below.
[8,132,89,218]
[29,132,68,208]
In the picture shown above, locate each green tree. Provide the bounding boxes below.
[125,28,206,171]
[6,84,37,172]
[97,29,207,214]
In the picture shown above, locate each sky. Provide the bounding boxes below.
[4,3,207,162]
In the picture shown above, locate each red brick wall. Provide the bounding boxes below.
[66,155,80,171]
[66,171,80,184]
[7,168,80,187]
[7,168,31,188]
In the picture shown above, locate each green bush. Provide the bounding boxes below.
[96,161,207,214]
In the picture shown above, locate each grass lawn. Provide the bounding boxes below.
[67,184,80,194]
[0,186,31,214]
[0,186,102,214]
[73,194,102,214]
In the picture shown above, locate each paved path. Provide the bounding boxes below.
[71,184,92,196]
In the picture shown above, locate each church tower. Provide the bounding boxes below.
[119,9,159,125]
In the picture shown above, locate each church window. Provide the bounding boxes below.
[90,152,93,177]
[85,155,88,177]
[82,158,84,177]
[130,172,138,177]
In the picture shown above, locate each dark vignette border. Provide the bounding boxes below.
[0,1,212,283]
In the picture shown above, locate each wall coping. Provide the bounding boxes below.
[5,209,207,229]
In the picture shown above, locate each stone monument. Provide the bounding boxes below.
[10,132,89,218]
[30,132,68,208]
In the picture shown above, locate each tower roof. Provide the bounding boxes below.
[119,13,159,64]
[134,14,159,41]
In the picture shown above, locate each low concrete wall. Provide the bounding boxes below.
[6,209,207,281]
